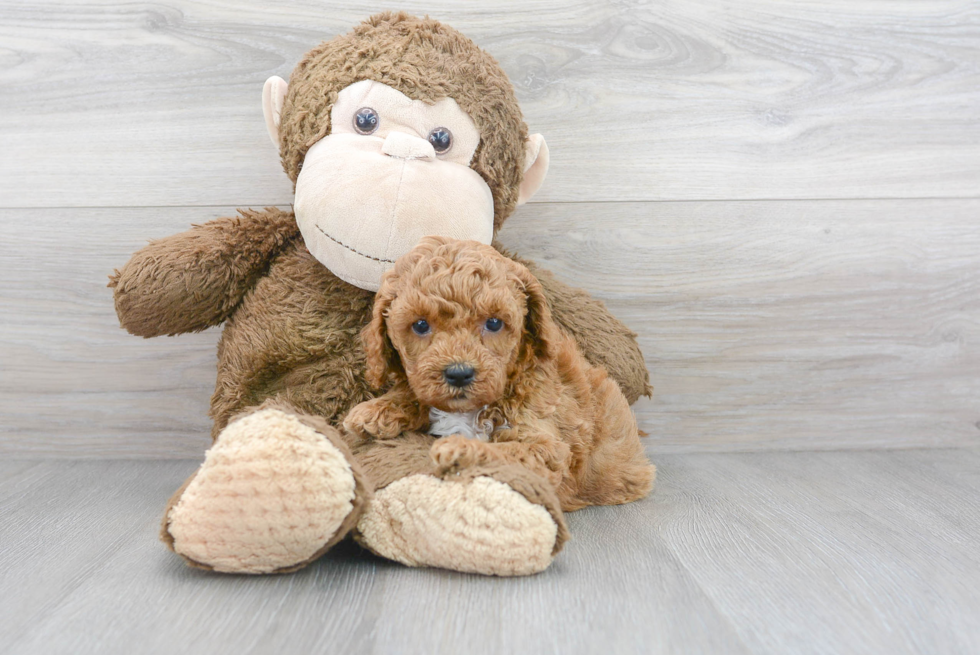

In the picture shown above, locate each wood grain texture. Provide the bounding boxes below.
[0,0,977,207]
[652,449,980,655]
[0,459,748,655]
[500,199,980,452]
[1,452,978,654]
[0,207,227,457]
[3,200,978,457]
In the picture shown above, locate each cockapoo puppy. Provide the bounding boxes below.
[344,237,654,511]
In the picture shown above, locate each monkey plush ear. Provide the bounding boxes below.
[262,76,289,148]
[517,134,549,206]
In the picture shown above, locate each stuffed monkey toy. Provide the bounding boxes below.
[110,12,651,576]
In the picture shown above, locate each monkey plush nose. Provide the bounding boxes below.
[443,363,476,388]
[382,131,436,161]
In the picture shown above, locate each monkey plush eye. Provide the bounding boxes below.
[427,127,452,154]
[484,317,503,333]
[411,319,431,336]
[353,107,380,135]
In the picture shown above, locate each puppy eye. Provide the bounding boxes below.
[427,127,452,154]
[353,107,380,135]
[411,319,431,336]
[484,317,504,333]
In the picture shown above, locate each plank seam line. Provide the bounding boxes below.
[1,196,979,210]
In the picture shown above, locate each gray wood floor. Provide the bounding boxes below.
[2,450,979,655]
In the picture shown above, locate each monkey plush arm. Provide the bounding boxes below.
[109,207,300,337]
[516,258,652,404]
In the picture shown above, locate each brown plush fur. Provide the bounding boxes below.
[347,237,655,511]
[111,208,300,337]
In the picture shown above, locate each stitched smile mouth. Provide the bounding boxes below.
[315,224,395,264]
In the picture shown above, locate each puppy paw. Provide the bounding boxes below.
[343,398,409,440]
[430,434,487,473]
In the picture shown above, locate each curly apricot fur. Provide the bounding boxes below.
[350,237,656,511]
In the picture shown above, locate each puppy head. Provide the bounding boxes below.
[362,236,560,412]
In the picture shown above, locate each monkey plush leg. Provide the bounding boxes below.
[352,435,569,577]
[161,404,370,574]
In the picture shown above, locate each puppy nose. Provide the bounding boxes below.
[382,131,435,161]
[443,363,476,388]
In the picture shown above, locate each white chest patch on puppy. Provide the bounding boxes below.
[429,407,497,442]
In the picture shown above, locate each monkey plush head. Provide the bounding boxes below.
[262,12,550,291]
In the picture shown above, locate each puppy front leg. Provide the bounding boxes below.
[431,431,570,490]
[343,382,427,440]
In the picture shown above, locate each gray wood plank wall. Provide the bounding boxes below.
[1,1,978,457]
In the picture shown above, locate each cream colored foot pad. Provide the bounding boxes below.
[357,474,558,576]
[167,409,357,573]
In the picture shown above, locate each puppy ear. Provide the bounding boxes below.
[515,264,562,361]
[362,276,403,389]
[364,238,443,388]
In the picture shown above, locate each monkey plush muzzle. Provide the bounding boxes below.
[294,134,494,291]
[291,80,496,292]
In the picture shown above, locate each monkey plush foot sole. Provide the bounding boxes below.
[356,467,569,576]
[163,408,364,574]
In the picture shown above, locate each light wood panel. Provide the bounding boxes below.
[0,207,226,457]
[502,199,980,452]
[2,452,979,654]
[2,200,978,457]
[1,0,977,207]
